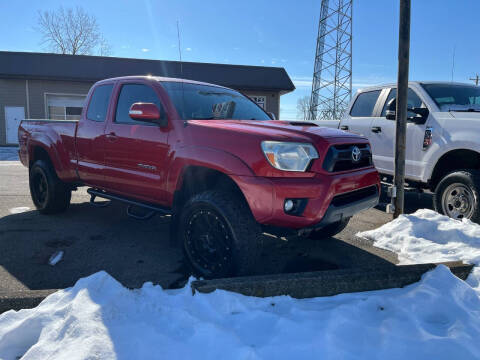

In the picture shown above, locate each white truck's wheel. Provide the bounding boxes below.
[434,170,480,223]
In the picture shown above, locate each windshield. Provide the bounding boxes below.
[161,82,271,120]
[422,83,480,112]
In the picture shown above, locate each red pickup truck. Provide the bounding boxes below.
[18,76,380,278]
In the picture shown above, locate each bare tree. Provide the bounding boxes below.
[37,7,111,56]
[296,96,313,120]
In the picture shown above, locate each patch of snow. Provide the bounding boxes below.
[48,251,64,266]
[358,209,480,293]
[0,266,479,359]
[8,207,30,214]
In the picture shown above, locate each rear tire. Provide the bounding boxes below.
[307,217,350,240]
[178,190,262,279]
[433,170,480,223]
[29,160,71,214]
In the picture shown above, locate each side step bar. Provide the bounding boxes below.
[87,188,171,219]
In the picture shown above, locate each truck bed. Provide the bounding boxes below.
[18,119,79,181]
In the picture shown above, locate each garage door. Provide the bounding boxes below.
[46,94,86,120]
[5,106,25,145]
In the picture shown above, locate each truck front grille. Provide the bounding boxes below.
[322,143,372,172]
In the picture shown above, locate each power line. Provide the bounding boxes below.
[470,74,480,86]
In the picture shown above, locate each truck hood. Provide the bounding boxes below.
[187,119,364,141]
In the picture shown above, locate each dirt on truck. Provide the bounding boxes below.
[18,76,380,279]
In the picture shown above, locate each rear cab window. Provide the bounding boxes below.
[86,84,114,122]
[349,90,381,117]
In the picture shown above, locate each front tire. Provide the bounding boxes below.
[434,170,480,223]
[178,190,262,279]
[307,217,350,240]
[29,160,71,214]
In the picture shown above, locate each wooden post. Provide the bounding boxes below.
[393,0,411,218]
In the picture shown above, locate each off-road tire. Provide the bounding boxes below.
[433,170,480,223]
[178,190,262,279]
[29,160,71,214]
[307,217,351,240]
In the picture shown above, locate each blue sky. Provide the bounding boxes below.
[1,0,479,119]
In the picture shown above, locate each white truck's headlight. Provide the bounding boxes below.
[261,141,319,172]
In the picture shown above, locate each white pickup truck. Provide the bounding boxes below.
[315,81,480,222]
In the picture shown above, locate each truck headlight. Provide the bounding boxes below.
[261,141,319,172]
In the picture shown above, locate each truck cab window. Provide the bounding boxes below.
[115,84,164,124]
[86,84,114,122]
[381,88,423,117]
[349,90,381,117]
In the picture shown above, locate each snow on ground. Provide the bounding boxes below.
[0,209,479,359]
[358,209,480,293]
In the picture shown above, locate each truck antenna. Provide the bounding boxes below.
[451,45,456,83]
[176,20,186,122]
[176,20,183,76]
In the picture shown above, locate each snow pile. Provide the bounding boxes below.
[0,266,480,359]
[1,208,480,359]
[358,209,480,292]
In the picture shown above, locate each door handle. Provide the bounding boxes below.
[340,125,349,130]
[106,132,117,141]
[371,126,382,133]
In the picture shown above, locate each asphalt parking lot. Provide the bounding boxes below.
[0,148,434,292]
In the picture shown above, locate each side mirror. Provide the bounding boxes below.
[129,103,167,126]
[267,112,276,120]
[407,107,429,124]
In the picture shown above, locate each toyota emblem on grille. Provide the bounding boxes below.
[351,146,361,162]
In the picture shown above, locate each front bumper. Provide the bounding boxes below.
[231,167,380,230]
[297,185,379,235]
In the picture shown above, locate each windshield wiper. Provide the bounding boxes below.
[191,116,215,120]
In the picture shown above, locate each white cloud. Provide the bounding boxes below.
[260,59,265,64]
[185,47,192,51]
[141,48,150,52]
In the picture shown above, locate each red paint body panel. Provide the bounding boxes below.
[18,76,381,230]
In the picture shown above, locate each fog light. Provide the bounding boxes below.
[284,199,294,212]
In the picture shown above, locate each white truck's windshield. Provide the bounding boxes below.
[422,83,480,112]
[161,82,271,120]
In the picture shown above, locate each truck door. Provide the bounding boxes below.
[370,88,427,179]
[76,83,114,186]
[340,89,383,138]
[103,82,170,204]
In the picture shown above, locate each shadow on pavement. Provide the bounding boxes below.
[0,200,397,292]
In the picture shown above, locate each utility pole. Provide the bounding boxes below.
[470,74,480,86]
[392,0,411,218]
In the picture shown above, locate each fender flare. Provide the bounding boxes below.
[167,145,255,196]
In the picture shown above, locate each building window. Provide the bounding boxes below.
[248,95,267,109]
[46,94,86,120]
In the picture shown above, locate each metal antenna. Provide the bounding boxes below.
[451,45,456,82]
[176,20,186,120]
[310,0,353,120]
[176,20,183,76]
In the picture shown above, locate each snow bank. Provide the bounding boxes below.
[1,266,480,359]
[1,208,480,359]
[358,209,480,292]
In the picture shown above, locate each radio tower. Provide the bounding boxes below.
[310,0,353,120]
